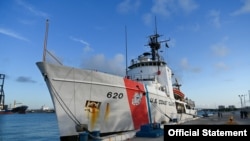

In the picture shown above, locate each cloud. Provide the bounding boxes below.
[16,76,36,83]
[180,58,190,70]
[211,40,229,57]
[17,0,49,18]
[210,38,230,72]
[70,36,93,53]
[144,0,198,24]
[0,28,29,41]
[152,0,198,16]
[214,62,229,71]
[231,0,250,16]
[178,0,199,13]
[180,58,201,73]
[80,54,126,76]
[176,23,200,33]
[117,0,141,13]
[142,13,153,25]
[208,10,221,28]
[151,0,173,17]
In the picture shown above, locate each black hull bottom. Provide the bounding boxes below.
[60,135,78,141]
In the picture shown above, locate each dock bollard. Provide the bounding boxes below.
[79,132,88,141]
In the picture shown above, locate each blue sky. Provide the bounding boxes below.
[1,0,250,109]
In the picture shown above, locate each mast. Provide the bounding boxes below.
[125,26,128,77]
[147,17,170,61]
[43,19,49,62]
[41,19,62,65]
[174,78,182,90]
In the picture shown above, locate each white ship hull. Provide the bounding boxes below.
[37,62,196,139]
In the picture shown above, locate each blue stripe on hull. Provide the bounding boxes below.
[144,85,152,124]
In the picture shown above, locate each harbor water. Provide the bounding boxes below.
[0,113,60,141]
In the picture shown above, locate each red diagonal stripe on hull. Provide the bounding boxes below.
[124,78,149,129]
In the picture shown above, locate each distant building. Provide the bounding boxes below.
[228,105,236,109]
[218,105,225,110]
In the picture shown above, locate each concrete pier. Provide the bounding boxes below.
[131,111,250,141]
[181,111,250,125]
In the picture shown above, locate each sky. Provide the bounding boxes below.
[1,0,250,110]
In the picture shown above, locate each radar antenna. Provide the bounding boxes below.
[173,78,182,90]
[147,17,170,61]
